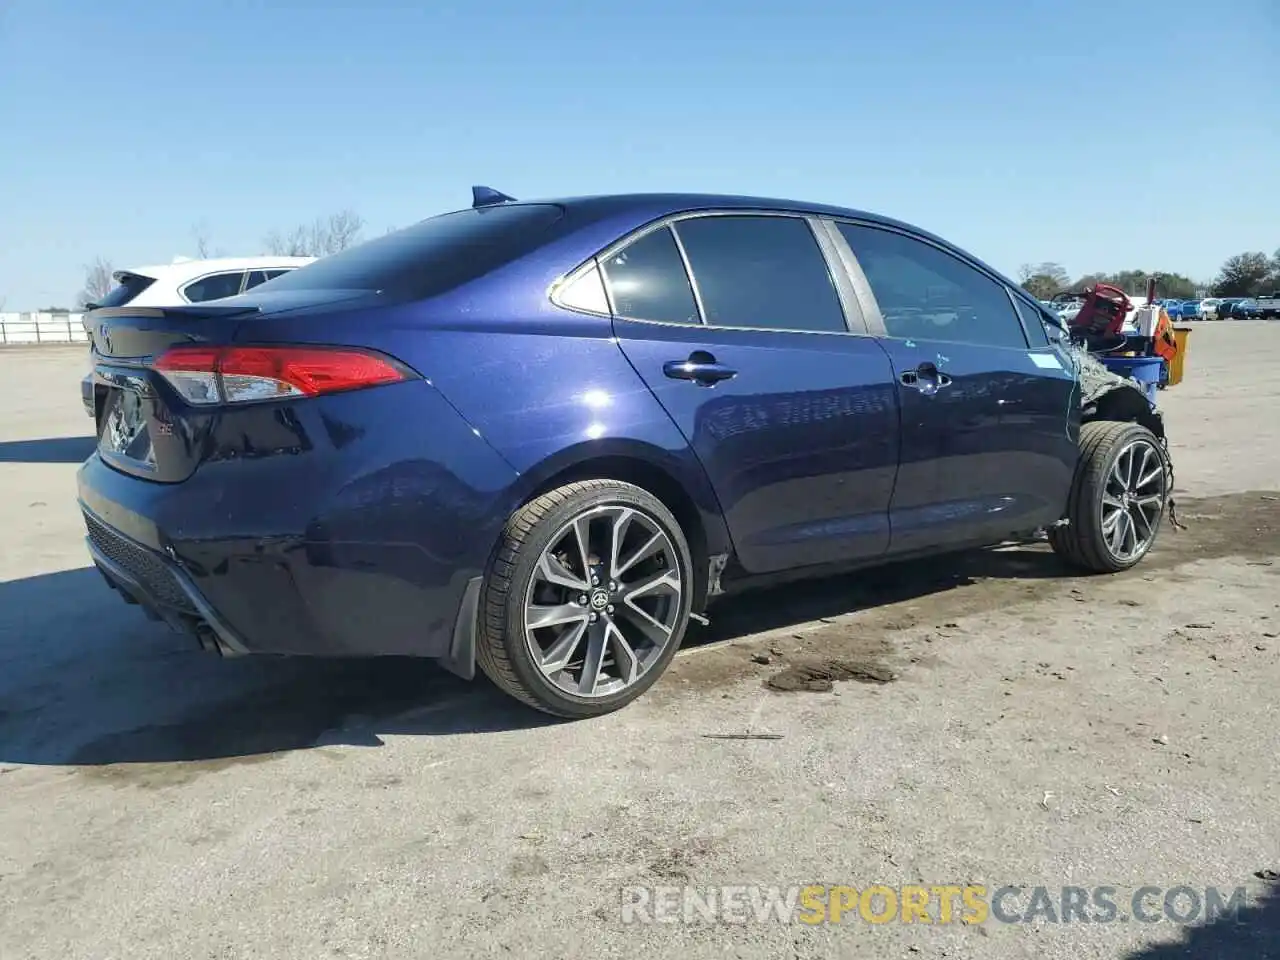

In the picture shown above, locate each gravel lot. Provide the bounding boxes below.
[1,323,1278,959]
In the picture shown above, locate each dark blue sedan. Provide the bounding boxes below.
[77,189,1172,716]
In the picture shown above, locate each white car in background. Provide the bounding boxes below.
[81,255,314,415]
[86,255,315,310]
[1199,298,1222,320]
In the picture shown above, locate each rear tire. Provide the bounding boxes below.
[1050,421,1169,573]
[476,479,694,718]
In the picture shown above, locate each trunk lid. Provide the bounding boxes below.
[90,290,377,482]
[91,302,262,482]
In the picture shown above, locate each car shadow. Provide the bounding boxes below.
[0,544,1072,767]
[1121,878,1280,959]
[0,567,560,767]
[693,542,1073,646]
[0,436,96,464]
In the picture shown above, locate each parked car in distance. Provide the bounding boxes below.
[78,188,1173,718]
[1180,300,1202,320]
[1054,299,1084,323]
[81,256,314,415]
[1217,297,1246,319]
[1199,298,1222,320]
[1234,298,1261,319]
[1254,293,1280,319]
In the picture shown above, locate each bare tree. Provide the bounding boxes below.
[192,222,213,259]
[77,257,116,308]
[321,209,364,255]
[263,225,310,257]
[263,209,365,258]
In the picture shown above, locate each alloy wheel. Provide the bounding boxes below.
[1100,438,1167,563]
[523,504,683,698]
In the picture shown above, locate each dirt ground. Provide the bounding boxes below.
[1,323,1278,959]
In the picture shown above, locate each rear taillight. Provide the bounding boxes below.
[154,345,412,406]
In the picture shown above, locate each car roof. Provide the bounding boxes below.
[533,191,937,237]
[496,191,1009,290]
[117,255,315,279]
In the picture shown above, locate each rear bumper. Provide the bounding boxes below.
[74,381,519,673]
[83,505,250,656]
[77,465,491,673]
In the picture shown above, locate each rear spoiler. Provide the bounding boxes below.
[86,303,262,320]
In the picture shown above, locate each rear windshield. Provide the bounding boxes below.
[95,272,156,308]
[259,203,566,299]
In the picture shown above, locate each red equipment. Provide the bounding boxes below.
[1069,283,1133,342]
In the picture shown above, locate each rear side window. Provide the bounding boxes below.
[261,204,566,299]
[556,263,610,315]
[243,268,295,293]
[674,215,847,333]
[183,271,247,303]
[838,224,1028,349]
[95,272,156,308]
[601,227,700,324]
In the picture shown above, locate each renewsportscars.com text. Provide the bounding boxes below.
[620,884,1250,926]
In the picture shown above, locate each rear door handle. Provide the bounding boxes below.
[663,352,737,386]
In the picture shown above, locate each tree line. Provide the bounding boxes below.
[1019,247,1280,302]
[75,210,367,309]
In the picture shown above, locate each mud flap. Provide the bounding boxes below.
[441,576,482,680]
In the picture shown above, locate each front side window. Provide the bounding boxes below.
[600,226,700,324]
[837,224,1028,349]
[674,215,847,333]
[183,271,247,303]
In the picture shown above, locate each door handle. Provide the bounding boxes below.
[663,352,737,386]
[900,363,952,396]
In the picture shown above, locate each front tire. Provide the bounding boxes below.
[476,480,694,718]
[1050,421,1169,573]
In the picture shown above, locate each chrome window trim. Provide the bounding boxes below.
[665,222,708,325]
[554,208,874,338]
[1004,287,1039,349]
[824,217,1032,351]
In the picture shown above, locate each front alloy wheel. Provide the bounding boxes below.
[1050,420,1170,573]
[1098,437,1167,564]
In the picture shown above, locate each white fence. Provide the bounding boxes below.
[0,312,89,345]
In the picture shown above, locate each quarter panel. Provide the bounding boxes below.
[410,315,733,554]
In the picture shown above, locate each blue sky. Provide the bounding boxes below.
[1,0,1276,308]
